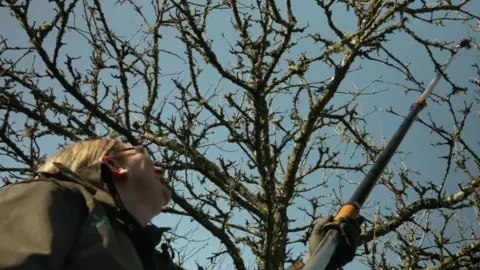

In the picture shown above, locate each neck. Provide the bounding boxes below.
[115,187,153,226]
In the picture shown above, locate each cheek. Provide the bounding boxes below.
[138,159,155,182]
[130,165,155,190]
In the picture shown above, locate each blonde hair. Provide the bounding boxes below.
[37,139,119,174]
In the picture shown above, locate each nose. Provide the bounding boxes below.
[154,166,165,177]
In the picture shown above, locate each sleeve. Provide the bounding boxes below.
[0,181,87,270]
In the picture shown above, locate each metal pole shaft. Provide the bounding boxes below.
[348,41,463,208]
[348,101,425,207]
[302,40,469,270]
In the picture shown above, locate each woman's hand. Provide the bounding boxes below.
[304,215,363,269]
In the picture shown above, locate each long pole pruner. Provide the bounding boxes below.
[303,39,472,270]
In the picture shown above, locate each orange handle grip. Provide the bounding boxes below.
[334,204,359,222]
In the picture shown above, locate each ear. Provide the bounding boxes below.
[99,156,128,178]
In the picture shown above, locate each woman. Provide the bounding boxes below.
[0,139,361,270]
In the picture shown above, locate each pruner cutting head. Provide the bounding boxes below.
[458,38,472,49]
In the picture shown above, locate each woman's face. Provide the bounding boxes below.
[113,143,172,215]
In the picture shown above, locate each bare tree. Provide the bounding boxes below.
[1,0,479,269]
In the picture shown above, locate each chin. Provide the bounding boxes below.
[154,205,164,215]
[156,194,169,211]
[160,185,172,203]
[150,200,164,216]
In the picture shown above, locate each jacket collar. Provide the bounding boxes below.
[75,162,117,207]
[38,162,171,246]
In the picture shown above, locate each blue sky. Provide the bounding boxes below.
[1,1,479,269]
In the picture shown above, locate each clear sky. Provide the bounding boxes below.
[1,1,479,269]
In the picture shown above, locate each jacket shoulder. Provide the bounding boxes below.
[1,177,93,212]
[1,178,84,197]
[0,178,89,269]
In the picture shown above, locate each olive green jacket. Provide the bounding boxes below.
[0,162,183,270]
